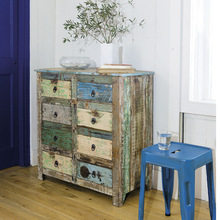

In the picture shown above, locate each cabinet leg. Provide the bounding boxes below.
[112,194,126,207]
[38,168,46,180]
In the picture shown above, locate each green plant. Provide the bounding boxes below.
[63,0,144,44]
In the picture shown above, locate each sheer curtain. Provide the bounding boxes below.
[189,0,215,103]
[181,0,216,116]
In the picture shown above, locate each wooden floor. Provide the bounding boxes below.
[0,166,210,220]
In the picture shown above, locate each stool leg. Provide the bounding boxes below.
[162,167,174,216]
[178,168,195,220]
[138,160,147,220]
[206,162,216,220]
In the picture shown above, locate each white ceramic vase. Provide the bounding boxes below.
[100,43,121,66]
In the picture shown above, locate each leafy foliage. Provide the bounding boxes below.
[63,0,144,44]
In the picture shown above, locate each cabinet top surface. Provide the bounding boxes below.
[35,67,154,77]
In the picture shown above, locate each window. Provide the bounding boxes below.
[181,0,216,116]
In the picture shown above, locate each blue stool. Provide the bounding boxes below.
[138,142,216,220]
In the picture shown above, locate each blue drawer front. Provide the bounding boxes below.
[77,82,112,103]
[77,161,112,187]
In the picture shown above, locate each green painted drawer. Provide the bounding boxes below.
[42,122,72,150]
[41,79,71,99]
[77,161,112,187]
[42,151,72,175]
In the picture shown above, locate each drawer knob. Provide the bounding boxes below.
[91,144,96,151]
[92,171,96,178]
[54,112,58,118]
[91,117,96,124]
[80,166,90,178]
[53,86,57,93]
[54,160,59,167]
[91,90,96,97]
[54,136,58,141]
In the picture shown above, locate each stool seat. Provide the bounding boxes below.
[138,142,216,220]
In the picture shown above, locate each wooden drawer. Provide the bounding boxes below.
[77,134,112,160]
[77,108,112,132]
[77,82,112,103]
[77,161,112,187]
[42,151,72,175]
[42,103,71,125]
[42,122,72,150]
[41,79,71,99]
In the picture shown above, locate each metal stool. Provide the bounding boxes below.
[138,142,216,220]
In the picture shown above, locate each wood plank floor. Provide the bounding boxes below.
[0,166,210,220]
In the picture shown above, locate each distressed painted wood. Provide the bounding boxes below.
[77,161,112,188]
[112,76,124,207]
[42,97,71,107]
[77,101,112,113]
[42,103,71,125]
[35,67,154,77]
[37,72,44,180]
[77,127,112,140]
[42,72,60,80]
[77,108,112,132]
[41,79,71,99]
[76,153,113,169]
[71,75,78,182]
[123,77,131,197]
[42,167,73,183]
[36,68,154,207]
[77,75,112,84]
[42,151,72,175]
[77,134,112,160]
[42,122,72,150]
[77,81,112,103]
[42,144,72,157]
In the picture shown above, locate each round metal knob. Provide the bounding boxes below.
[53,86,57,93]
[91,144,96,151]
[54,136,58,141]
[54,160,59,167]
[80,166,90,178]
[91,90,96,97]
[54,112,58,118]
[91,117,96,124]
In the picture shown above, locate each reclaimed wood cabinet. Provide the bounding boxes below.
[36,67,154,206]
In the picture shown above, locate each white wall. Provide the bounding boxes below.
[30,0,56,165]
[30,0,216,202]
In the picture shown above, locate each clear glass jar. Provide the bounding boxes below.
[59,57,96,69]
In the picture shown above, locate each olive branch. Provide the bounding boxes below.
[63,0,145,44]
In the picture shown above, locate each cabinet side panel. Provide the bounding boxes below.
[129,76,153,191]
[112,77,124,207]
[145,75,153,189]
[123,78,131,195]
[37,72,43,180]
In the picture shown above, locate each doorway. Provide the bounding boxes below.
[0,0,30,170]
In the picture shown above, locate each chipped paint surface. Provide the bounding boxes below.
[77,134,112,160]
[41,79,71,99]
[77,161,112,187]
[77,81,112,103]
[37,69,153,207]
[77,108,112,132]
[42,151,72,175]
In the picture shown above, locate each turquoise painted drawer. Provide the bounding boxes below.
[77,81,112,103]
[77,161,112,187]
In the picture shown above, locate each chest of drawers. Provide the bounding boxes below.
[36,68,154,206]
